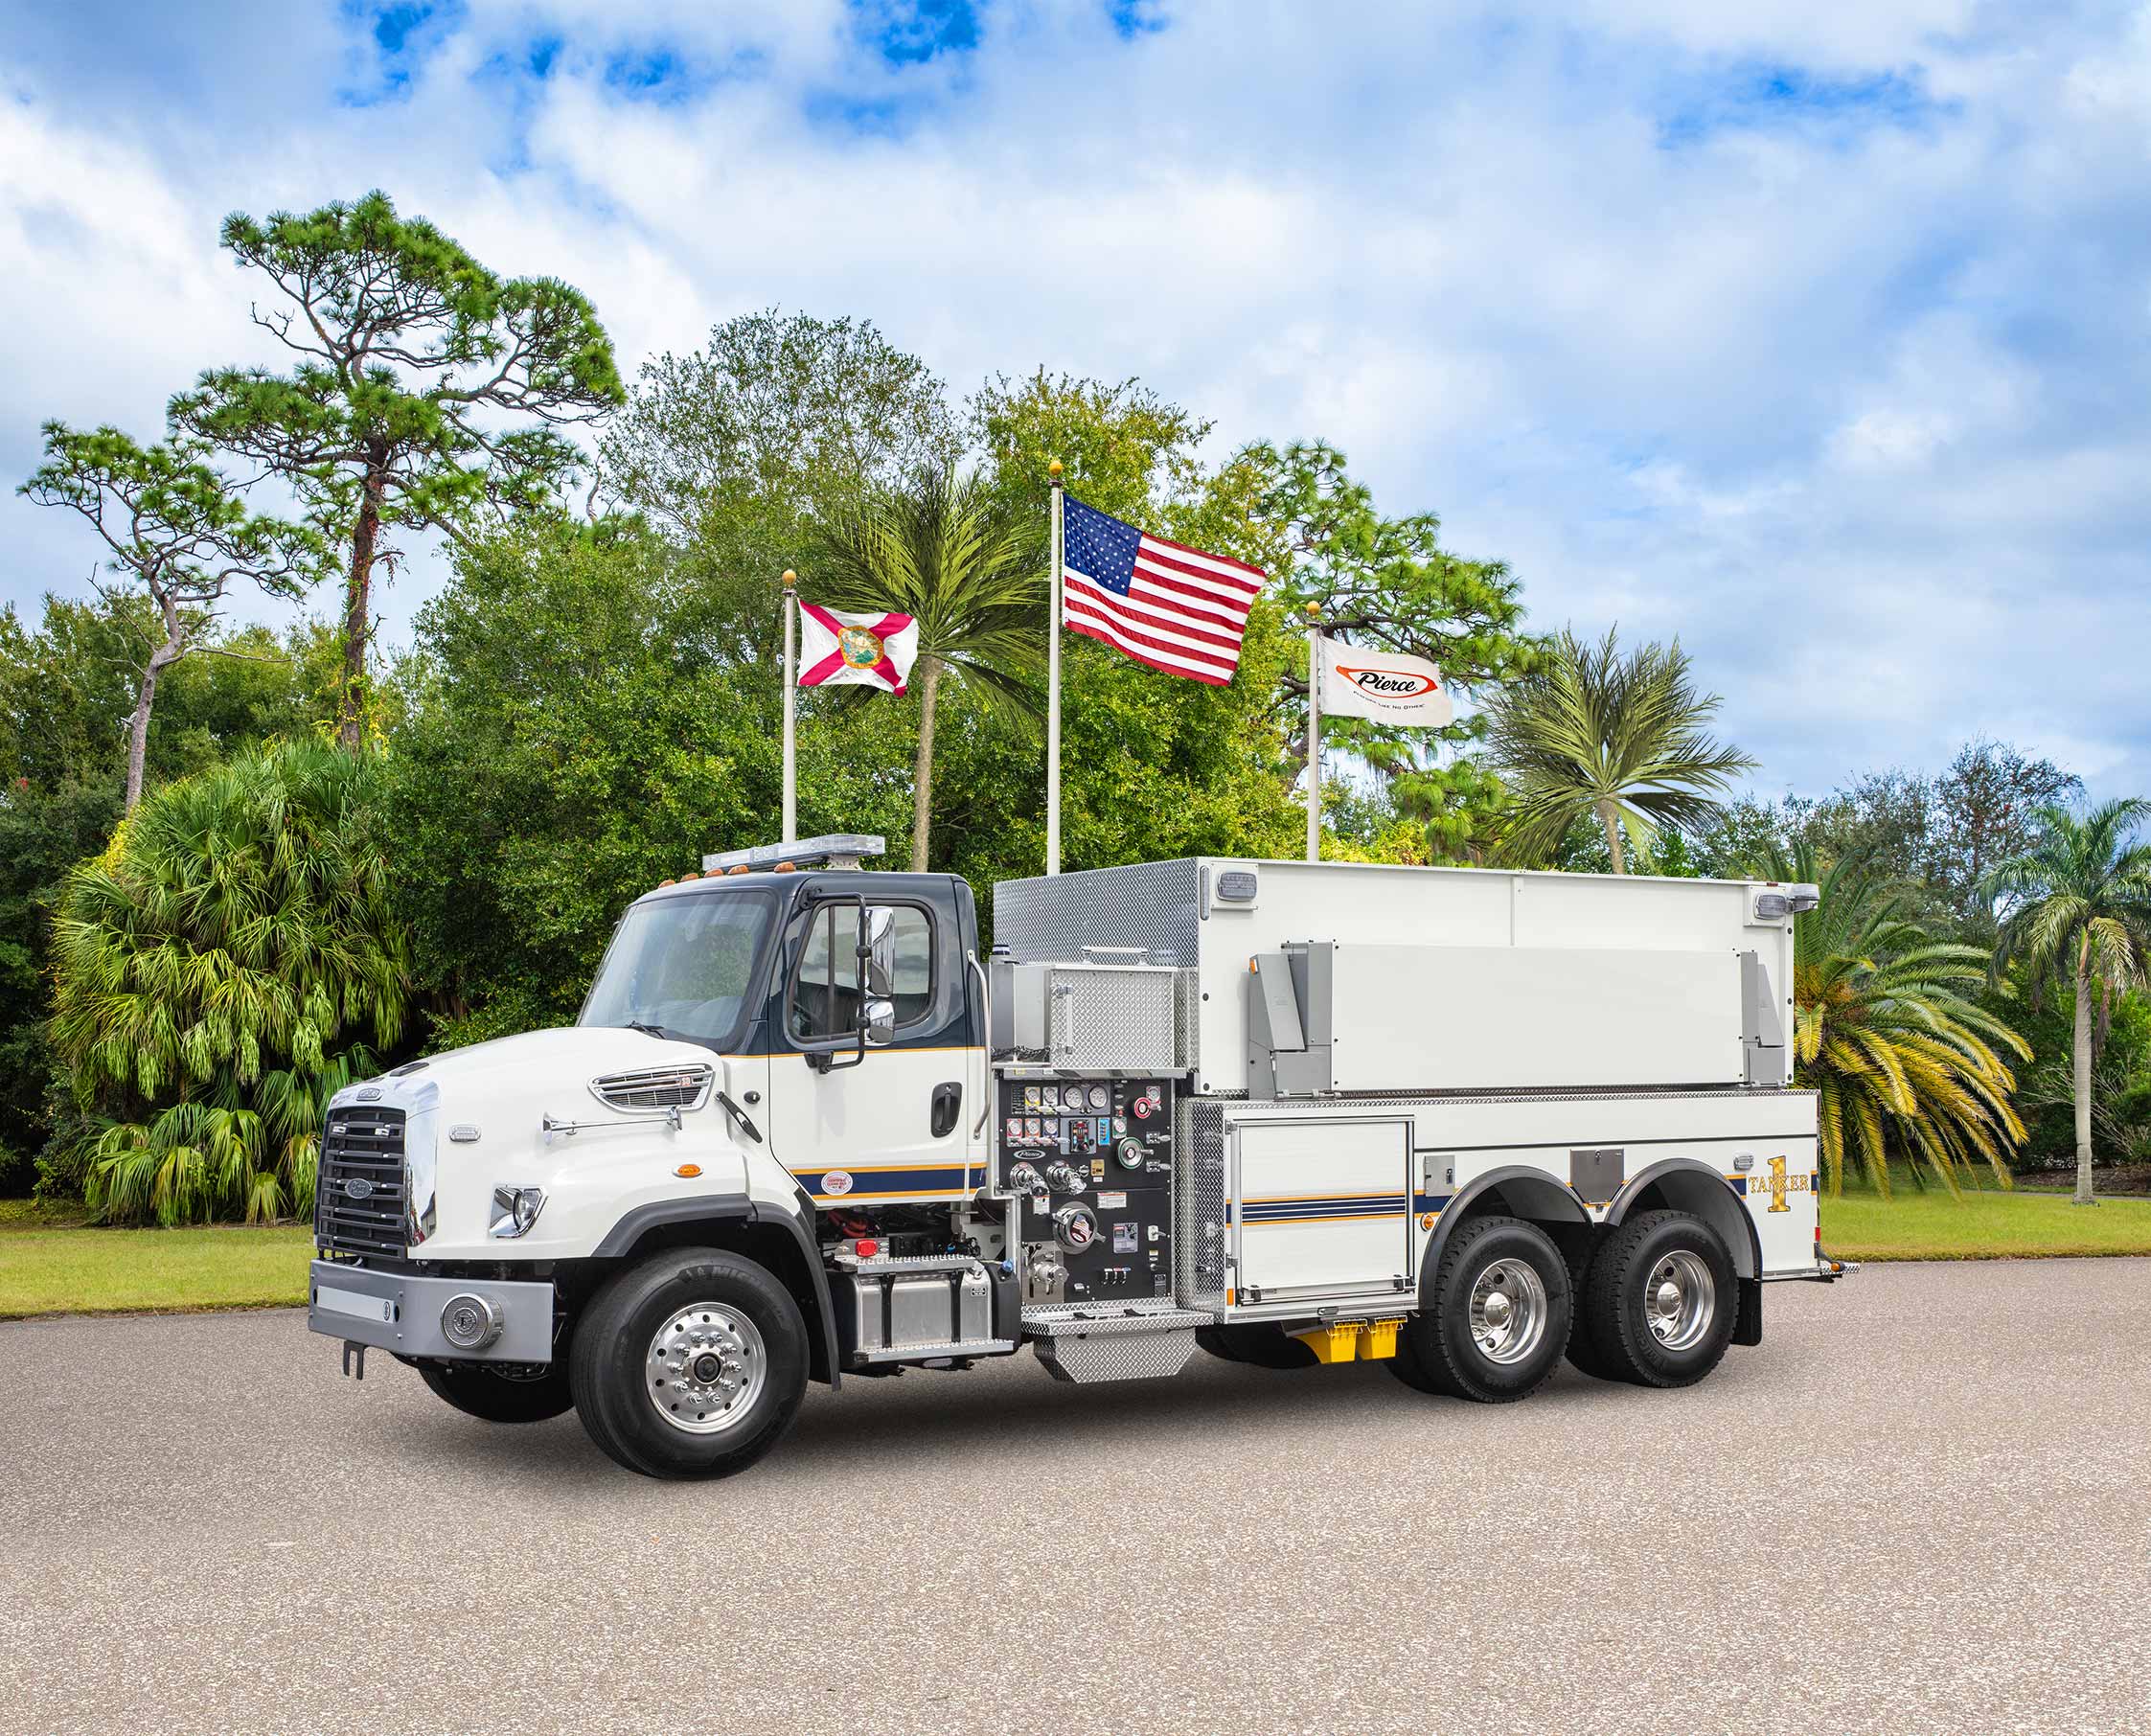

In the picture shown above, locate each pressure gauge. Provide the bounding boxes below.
[1088,1085,1109,1110]
[1005,1115,1023,1140]
[1022,1085,1041,1109]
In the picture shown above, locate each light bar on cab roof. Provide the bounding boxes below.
[701,834,887,874]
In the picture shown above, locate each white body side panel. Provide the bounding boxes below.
[1187,858,1796,1096]
[1206,1089,1820,1313]
[1325,945,1744,1091]
[1233,1117,1413,1304]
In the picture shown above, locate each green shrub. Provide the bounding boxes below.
[48,741,411,1223]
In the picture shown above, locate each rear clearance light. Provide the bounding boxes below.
[854,1238,880,1258]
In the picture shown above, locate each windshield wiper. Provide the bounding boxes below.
[622,1020,671,1039]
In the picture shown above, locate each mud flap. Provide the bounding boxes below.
[1733,1279,1763,1348]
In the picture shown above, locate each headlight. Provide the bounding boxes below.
[489,1185,547,1239]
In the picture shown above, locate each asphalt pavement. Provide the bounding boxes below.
[4,1259,2148,1736]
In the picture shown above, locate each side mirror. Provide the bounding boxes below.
[864,905,899,999]
[863,996,897,1047]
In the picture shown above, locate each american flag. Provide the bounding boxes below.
[1061,494,1265,685]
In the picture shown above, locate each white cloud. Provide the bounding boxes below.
[2,0,2148,805]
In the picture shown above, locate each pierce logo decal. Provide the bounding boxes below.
[820,1170,855,1197]
[1334,664,1440,699]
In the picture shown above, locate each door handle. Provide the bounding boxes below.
[930,1082,961,1140]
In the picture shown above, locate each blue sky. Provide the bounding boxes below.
[3,1,2148,802]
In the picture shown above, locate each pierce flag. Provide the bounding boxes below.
[1316,637,1453,727]
[797,605,919,695]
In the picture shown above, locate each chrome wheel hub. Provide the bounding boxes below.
[1643,1250,1715,1351]
[647,1303,767,1435]
[1468,1257,1548,1366]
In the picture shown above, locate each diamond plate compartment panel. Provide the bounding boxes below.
[1032,1326,1199,1384]
[1177,1096,1229,1310]
[1047,966,1182,1073]
[993,859,1201,967]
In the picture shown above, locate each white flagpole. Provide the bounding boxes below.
[781,569,797,845]
[1305,603,1321,862]
[1046,459,1064,877]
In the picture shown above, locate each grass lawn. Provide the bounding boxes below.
[1822,1181,2151,1262]
[6,1165,2151,1319]
[0,1203,312,1318]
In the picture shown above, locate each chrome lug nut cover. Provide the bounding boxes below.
[647,1303,767,1435]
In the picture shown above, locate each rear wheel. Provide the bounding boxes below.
[569,1248,808,1478]
[417,1360,574,1423]
[1579,1210,1736,1388]
[1389,1215,1570,1403]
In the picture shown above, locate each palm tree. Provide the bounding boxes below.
[1984,800,2151,1205]
[812,467,1043,870]
[1483,626,1755,872]
[1766,842,2028,1196]
[49,741,411,1223]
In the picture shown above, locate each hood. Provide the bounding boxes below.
[381,1025,724,1099]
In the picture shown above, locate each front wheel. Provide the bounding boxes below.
[417,1360,575,1423]
[569,1248,808,1478]
[1390,1215,1571,1403]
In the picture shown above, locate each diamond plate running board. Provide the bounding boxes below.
[1022,1306,1211,1385]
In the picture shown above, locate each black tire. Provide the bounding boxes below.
[569,1248,808,1479]
[1581,1209,1737,1389]
[1196,1324,1320,1369]
[1562,1242,1620,1381]
[417,1360,575,1424]
[1389,1215,1571,1403]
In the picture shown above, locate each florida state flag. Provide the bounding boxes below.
[797,605,919,695]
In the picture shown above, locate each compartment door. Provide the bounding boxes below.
[1231,1117,1412,1304]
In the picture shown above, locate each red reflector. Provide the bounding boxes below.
[856,1238,880,1258]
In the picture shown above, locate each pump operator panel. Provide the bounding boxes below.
[997,1077,1175,1304]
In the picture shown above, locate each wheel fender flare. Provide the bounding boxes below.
[1418,1164,1592,1312]
[592,1191,840,1390]
[1607,1157,1762,1282]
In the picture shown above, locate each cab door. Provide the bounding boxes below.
[765,882,980,1209]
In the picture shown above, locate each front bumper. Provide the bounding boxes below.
[308,1259,557,1362]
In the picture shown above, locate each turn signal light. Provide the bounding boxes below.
[675,1163,701,1178]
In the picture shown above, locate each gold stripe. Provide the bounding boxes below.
[1245,1212,1404,1225]
[807,1187,972,1203]
[1244,1190,1408,1203]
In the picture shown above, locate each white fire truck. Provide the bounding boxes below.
[309,836,1852,1478]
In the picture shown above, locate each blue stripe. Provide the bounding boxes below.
[1242,1195,1409,1222]
[793,1164,971,1196]
[1412,1193,1454,1214]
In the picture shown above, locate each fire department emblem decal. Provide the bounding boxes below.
[836,626,883,669]
[821,1169,855,1197]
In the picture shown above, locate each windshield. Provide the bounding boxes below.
[579,890,777,1051]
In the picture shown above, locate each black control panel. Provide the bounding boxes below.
[997,1077,1174,1304]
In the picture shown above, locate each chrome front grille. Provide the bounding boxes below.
[316,1106,408,1258]
[591,1062,714,1112]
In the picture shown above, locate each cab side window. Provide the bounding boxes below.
[789,902,934,1041]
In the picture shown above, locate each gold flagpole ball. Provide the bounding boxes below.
[782,569,796,588]
[1047,458,1063,480]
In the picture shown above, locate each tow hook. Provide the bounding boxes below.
[342,1339,368,1381]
